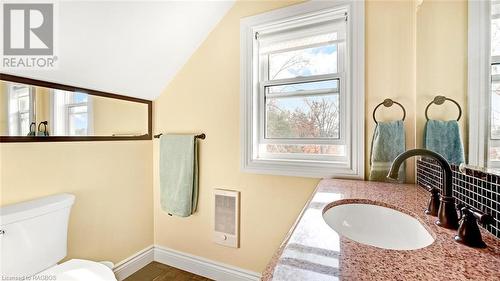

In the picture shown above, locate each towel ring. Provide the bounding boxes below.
[38,121,48,133]
[28,122,36,136]
[372,98,406,124]
[425,96,462,121]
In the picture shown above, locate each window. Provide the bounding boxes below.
[490,2,500,166]
[7,83,34,136]
[240,1,364,178]
[52,90,93,136]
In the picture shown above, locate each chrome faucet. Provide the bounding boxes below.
[387,148,459,229]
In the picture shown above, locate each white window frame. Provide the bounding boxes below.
[240,1,364,178]
[65,100,90,135]
[50,90,93,136]
[468,0,499,168]
[6,84,35,136]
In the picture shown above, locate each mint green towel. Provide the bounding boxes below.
[424,120,464,165]
[369,120,406,182]
[160,134,199,217]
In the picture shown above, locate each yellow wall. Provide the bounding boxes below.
[0,83,153,264]
[416,0,468,156]
[366,0,417,181]
[153,0,317,273]
[92,96,148,136]
[35,87,51,127]
[153,0,418,273]
[0,141,154,263]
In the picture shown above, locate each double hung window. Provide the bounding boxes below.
[241,1,364,178]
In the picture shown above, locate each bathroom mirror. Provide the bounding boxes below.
[415,1,500,171]
[415,1,468,165]
[0,74,152,142]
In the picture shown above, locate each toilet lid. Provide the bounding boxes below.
[37,259,117,281]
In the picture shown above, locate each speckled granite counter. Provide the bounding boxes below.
[262,179,500,281]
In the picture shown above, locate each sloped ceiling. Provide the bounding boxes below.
[1,1,234,100]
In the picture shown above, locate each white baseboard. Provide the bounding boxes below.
[154,245,261,281]
[112,245,261,281]
[113,245,154,281]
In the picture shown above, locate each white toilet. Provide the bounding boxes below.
[0,194,117,281]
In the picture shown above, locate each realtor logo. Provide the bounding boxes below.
[4,3,53,55]
[2,3,57,68]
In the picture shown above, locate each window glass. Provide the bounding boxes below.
[7,84,33,136]
[68,106,88,136]
[19,112,31,135]
[268,44,338,80]
[492,64,500,75]
[52,90,90,136]
[491,17,500,56]
[490,147,500,162]
[490,3,500,164]
[72,92,88,103]
[265,94,339,139]
[18,95,30,112]
[256,19,346,160]
[261,144,346,157]
[492,82,500,140]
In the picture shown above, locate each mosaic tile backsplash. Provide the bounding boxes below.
[416,158,500,238]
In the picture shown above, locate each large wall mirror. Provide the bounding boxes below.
[416,1,498,171]
[0,74,152,142]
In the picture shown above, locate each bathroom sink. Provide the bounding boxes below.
[323,203,434,250]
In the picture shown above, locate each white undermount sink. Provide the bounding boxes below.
[323,203,434,250]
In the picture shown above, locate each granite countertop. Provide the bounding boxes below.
[262,179,500,281]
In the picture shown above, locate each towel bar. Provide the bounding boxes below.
[154,133,206,139]
[425,96,462,121]
[372,98,406,124]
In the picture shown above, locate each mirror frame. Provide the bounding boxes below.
[0,73,152,142]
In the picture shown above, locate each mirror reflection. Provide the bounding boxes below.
[492,6,500,164]
[414,1,499,170]
[0,80,149,137]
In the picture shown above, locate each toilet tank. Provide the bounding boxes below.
[0,194,75,278]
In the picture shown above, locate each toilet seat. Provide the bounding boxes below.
[37,259,117,281]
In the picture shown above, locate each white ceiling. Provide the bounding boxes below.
[1,1,234,100]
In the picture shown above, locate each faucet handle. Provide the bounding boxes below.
[425,187,440,217]
[469,208,494,225]
[458,206,493,224]
[455,206,492,248]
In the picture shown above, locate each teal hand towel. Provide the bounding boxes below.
[424,120,464,165]
[160,134,199,217]
[369,120,406,182]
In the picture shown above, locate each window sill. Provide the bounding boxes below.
[241,157,363,179]
[488,160,500,169]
